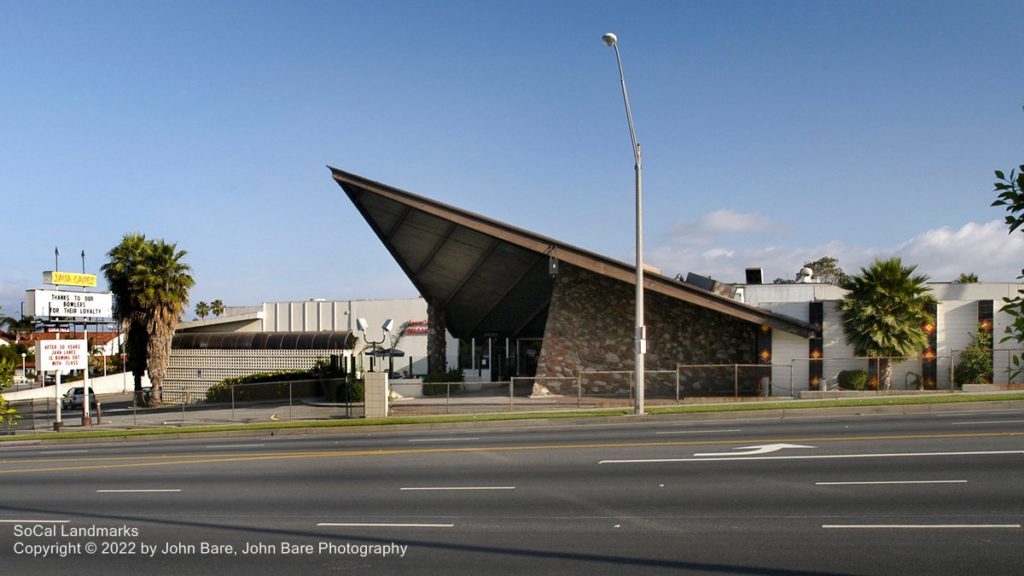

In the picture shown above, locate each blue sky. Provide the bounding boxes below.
[1,0,1022,319]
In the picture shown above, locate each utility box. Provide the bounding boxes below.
[364,371,389,418]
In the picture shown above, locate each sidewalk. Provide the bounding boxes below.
[8,395,360,433]
[9,392,632,433]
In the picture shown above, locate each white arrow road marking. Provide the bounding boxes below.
[599,449,1024,464]
[694,443,816,457]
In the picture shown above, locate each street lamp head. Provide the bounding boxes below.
[602,32,617,47]
[381,319,394,333]
[356,317,369,333]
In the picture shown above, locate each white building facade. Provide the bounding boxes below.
[739,282,1024,393]
[174,298,460,379]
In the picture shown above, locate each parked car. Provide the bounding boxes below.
[62,387,97,410]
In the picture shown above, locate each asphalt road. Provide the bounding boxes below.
[1,408,1022,575]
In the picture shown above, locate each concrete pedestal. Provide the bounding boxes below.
[364,372,389,419]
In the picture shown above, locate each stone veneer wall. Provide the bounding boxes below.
[533,265,759,395]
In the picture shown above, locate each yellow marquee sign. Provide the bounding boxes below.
[43,271,97,287]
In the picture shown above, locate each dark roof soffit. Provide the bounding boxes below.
[328,166,818,338]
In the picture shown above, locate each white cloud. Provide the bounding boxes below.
[669,209,785,245]
[649,217,1023,284]
[894,220,1024,282]
[700,248,736,259]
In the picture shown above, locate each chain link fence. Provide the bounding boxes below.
[157,378,364,423]
[2,399,52,433]
[6,347,1023,434]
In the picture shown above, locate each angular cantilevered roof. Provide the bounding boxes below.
[329,167,817,340]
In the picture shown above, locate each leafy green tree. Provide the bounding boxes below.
[774,256,850,284]
[991,164,1024,379]
[0,348,15,384]
[839,258,937,390]
[992,164,1024,233]
[103,234,195,405]
[805,256,850,286]
[957,272,980,283]
[0,344,20,429]
[210,299,225,317]
[195,301,210,319]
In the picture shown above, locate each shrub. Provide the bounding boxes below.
[323,379,364,403]
[422,368,464,397]
[205,370,319,403]
[0,398,19,431]
[837,370,868,391]
[955,331,993,386]
[0,348,19,386]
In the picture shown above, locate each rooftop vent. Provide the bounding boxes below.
[745,268,763,285]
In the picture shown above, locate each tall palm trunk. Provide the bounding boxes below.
[880,358,893,391]
[125,315,149,406]
[427,299,447,375]
[104,234,194,408]
[145,310,175,406]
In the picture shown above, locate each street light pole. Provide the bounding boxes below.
[603,32,646,415]
[357,318,394,373]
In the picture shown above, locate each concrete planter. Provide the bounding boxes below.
[364,372,389,418]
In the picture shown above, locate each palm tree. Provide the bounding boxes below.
[103,234,194,406]
[210,299,225,317]
[138,239,194,405]
[1,315,36,344]
[195,301,210,319]
[957,272,979,283]
[839,258,937,390]
[102,233,150,404]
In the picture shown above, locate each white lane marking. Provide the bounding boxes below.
[599,449,1024,464]
[823,524,1020,529]
[205,444,266,449]
[408,438,480,443]
[0,519,70,524]
[655,429,741,436]
[317,523,454,528]
[96,489,182,493]
[694,443,815,457]
[951,421,1024,426]
[39,450,90,455]
[816,480,968,486]
[934,410,1024,417]
[400,486,515,491]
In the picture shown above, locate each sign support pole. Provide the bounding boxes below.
[81,325,91,426]
[54,332,62,431]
